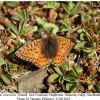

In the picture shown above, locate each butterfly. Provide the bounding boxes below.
[15,36,73,68]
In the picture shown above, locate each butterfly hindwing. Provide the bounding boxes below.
[34,53,50,68]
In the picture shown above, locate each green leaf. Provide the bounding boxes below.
[7,22,19,35]
[62,64,69,69]
[80,33,85,40]
[66,82,79,92]
[66,82,73,91]
[17,10,24,20]
[0,56,5,66]
[16,39,22,49]
[68,71,79,80]
[68,2,75,11]
[59,76,64,83]
[59,26,68,32]
[97,83,100,92]
[77,29,84,33]
[43,23,56,28]
[35,16,59,34]
[88,84,93,90]
[48,74,60,83]
[54,67,63,75]
[62,3,70,14]
[88,51,95,57]
[6,62,10,74]
[5,1,19,7]
[75,67,83,75]
[71,2,81,14]
[82,49,92,53]
[74,42,85,49]
[66,74,78,82]
[43,23,59,34]
[66,67,79,82]
[60,18,72,35]
[53,26,59,34]
[43,1,60,9]
[35,16,47,25]
[1,72,11,85]
[64,77,76,82]
[93,41,98,49]
[11,16,21,21]
[72,66,79,78]
[80,11,87,22]
[18,20,24,35]
[24,9,28,22]
[62,2,81,15]
[0,81,3,87]
[60,18,71,28]
[31,26,38,32]
[22,26,33,33]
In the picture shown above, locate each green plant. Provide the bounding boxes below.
[74,27,98,57]
[62,2,81,15]
[43,1,60,9]
[59,18,72,35]
[48,64,83,92]
[6,9,34,35]
[35,16,59,34]
[0,56,11,85]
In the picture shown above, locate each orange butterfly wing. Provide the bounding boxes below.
[52,36,73,66]
[15,39,50,68]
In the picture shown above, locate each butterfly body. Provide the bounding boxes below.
[41,36,58,60]
[15,36,73,68]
